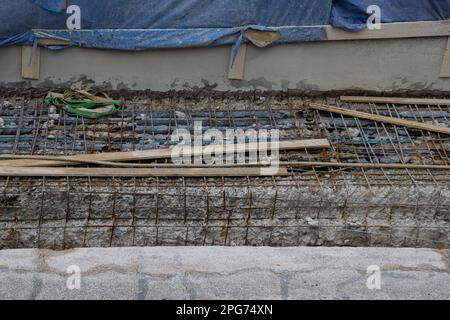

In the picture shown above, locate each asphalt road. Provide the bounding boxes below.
[0,246,449,300]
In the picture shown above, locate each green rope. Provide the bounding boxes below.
[45,95,125,119]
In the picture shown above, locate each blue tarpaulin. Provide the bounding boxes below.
[0,0,449,50]
[0,0,332,49]
[331,0,450,31]
[29,0,65,13]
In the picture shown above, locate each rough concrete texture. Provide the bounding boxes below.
[1,179,450,249]
[0,97,448,250]
[1,37,450,93]
[0,246,449,300]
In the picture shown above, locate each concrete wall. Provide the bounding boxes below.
[1,37,450,93]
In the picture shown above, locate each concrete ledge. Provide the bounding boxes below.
[1,37,450,92]
[0,247,449,300]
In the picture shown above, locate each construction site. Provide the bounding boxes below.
[1,0,450,301]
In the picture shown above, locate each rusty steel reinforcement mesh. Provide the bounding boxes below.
[0,96,449,249]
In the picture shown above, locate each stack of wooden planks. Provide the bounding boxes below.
[0,139,331,177]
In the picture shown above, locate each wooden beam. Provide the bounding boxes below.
[441,37,450,78]
[326,20,450,41]
[228,43,247,80]
[0,167,288,177]
[0,139,330,167]
[340,96,450,106]
[38,38,71,46]
[21,46,40,80]
[309,102,450,135]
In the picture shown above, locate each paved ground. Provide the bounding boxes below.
[0,247,449,300]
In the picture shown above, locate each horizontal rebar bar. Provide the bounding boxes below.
[0,155,448,170]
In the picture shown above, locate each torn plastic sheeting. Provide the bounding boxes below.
[3,0,449,50]
[331,0,450,31]
[34,26,327,51]
[36,28,243,50]
[34,26,326,67]
[0,0,331,49]
[0,31,36,47]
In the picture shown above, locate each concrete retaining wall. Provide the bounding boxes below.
[1,179,449,249]
[1,37,450,93]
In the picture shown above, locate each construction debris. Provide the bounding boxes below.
[309,102,450,135]
[0,139,330,168]
[0,97,449,249]
[45,90,125,119]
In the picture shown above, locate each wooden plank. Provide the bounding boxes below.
[38,38,71,46]
[0,167,288,177]
[326,20,450,41]
[228,44,247,80]
[21,46,40,80]
[340,96,450,106]
[245,29,281,47]
[440,37,450,78]
[309,103,450,135]
[0,139,330,167]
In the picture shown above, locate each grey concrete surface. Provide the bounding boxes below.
[0,247,449,300]
[1,37,450,92]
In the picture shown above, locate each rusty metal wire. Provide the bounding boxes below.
[0,96,449,249]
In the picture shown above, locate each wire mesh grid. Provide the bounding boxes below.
[0,96,449,249]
